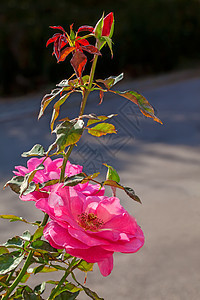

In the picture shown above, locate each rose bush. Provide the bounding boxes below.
[35,184,144,276]
[0,12,161,299]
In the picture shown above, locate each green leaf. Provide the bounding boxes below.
[4,176,28,194]
[56,79,70,88]
[0,280,8,288]
[4,167,44,196]
[81,113,99,120]
[93,13,104,39]
[50,264,67,271]
[87,114,117,126]
[63,173,86,187]
[13,286,40,299]
[50,92,72,131]
[20,230,32,241]
[7,164,44,196]
[64,253,72,260]
[101,181,141,203]
[38,179,59,189]
[30,240,58,253]
[54,290,80,300]
[38,88,63,119]
[0,251,24,275]
[0,215,30,224]
[46,280,60,285]
[0,246,9,255]
[34,282,46,295]
[103,163,120,183]
[101,36,113,57]
[3,236,24,249]
[51,120,84,153]
[81,286,104,300]
[22,289,43,300]
[21,144,45,158]
[81,172,100,183]
[123,187,142,203]
[67,75,90,88]
[88,123,116,137]
[32,265,46,275]
[20,165,45,196]
[102,180,123,190]
[20,271,31,283]
[20,182,36,196]
[32,227,44,242]
[77,261,93,272]
[96,73,123,89]
[43,253,49,264]
[113,90,162,124]
[64,283,81,293]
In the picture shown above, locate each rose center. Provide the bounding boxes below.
[78,212,104,231]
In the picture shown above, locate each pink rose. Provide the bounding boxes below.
[14,157,104,201]
[36,184,144,276]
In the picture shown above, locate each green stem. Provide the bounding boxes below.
[88,54,99,90]
[48,259,83,300]
[59,145,74,183]
[79,54,99,116]
[2,251,34,300]
[48,270,69,300]
[59,52,100,180]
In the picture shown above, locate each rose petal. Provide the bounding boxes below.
[44,221,89,249]
[98,255,113,276]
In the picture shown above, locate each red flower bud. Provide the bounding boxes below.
[93,12,114,39]
[102,12,114,37]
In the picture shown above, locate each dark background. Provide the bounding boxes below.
[1,0,200,96]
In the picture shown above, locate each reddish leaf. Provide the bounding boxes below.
[81,45,101,56]
[70,51,87,78]
[76,38,90,47]
[113,90,163,124]
[77,26,94,33]
[99,90,104,104]
[47,27,68,61]
[50,25,66,32]
[58,47,76,62]
[53,35,68,61]
[46,33,60,47]
[113,90,138,105]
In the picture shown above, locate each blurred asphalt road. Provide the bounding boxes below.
[0,68,200,300]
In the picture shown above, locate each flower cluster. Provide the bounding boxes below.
[14,158,144,276]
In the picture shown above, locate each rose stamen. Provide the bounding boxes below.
[78,212,104,231]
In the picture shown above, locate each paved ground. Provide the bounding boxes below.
[0,69,200,299]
